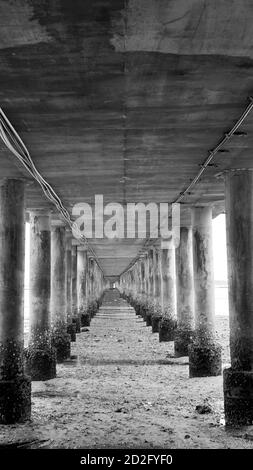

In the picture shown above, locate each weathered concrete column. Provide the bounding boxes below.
[25,211,56,381]
[189,206,221,377]
[175,227,195,357]
[66,232,76,342]
[154,249,162,305]
[77,246,89,326]
[89,257,94,300]
[223,169,253,425]
[140,248,154,326]
[159,246,177,342]
[140,256,146,299]
[144,253,149,299]
[133,262,139,300]
[0,179,31,423]
[151,249,163,332]
[50,223,70,362]
[87,257,98,317]
[148,248,154,300]
[86,256,92,303]
[71,244,80,333]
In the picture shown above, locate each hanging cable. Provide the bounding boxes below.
[120,96,253,277]
[0,107,104,273]
[174,97,253,203]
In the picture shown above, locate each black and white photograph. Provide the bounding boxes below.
[0,0,253,461]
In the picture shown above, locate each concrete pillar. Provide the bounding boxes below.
[148,248,154,300]
[50,223,70,362]
[175,227,195,357]
[86,256,91,302]
[223,169,253,425]
[0,179,31,423]
[66,232,76,342]
[89,257,94,301]
[133,262,139,300]
[71,245,80,333]
[144,253,149,299]
[154,249,162,305]
[189,206,221,377]
[87,257,98,317]
[77,246,89,326]
[151,249,163,333]
[159,246,177,342]
[25,211,56,381]
[140,256,146,299]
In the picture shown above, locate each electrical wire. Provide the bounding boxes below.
[174,97,253,203]
[0,107,104,274]
[121,96,253,277]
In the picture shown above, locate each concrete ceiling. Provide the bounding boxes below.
[0,0,253,277]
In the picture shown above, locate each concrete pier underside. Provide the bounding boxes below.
[0,0,253,439]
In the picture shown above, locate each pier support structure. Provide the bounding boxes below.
[0,179,31,423]
[175,227,195,357]
[159,245,177,342]
[66,232,76,342]
[51,222,70,362]
[223,169,253,425]
[71,244,80,333]
[189,207,221,377]
[26,211,56,381]
[77,246,89,326]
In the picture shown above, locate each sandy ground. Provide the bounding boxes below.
[1,291,253,449]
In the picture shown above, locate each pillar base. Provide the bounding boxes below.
[81,312,91,327]
[152,316,162,333]
[51,326,71,363]
[25,347,56,381]
[224,368,253,426]
[67,323,76,342]
[72,316,81,333]
[145,313,152,327]
[189,341,222,377]
[174,327,194,357]
[159,317,177,342]
[0,376,31,424]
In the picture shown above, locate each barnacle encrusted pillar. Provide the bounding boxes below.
[175,227,195,357]
[71,244,80,332]
[223,169,253,425]
[189,206,221,377]
[0,179,31,423]
[77,246,89,326]
[50,222,70,362]
[25,210,56,381]
[159,245,177,342]
[66,231,76,342]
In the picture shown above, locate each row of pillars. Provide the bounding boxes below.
[119,169,253,426]
[119,206,219,363]
[0,179,106,424]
